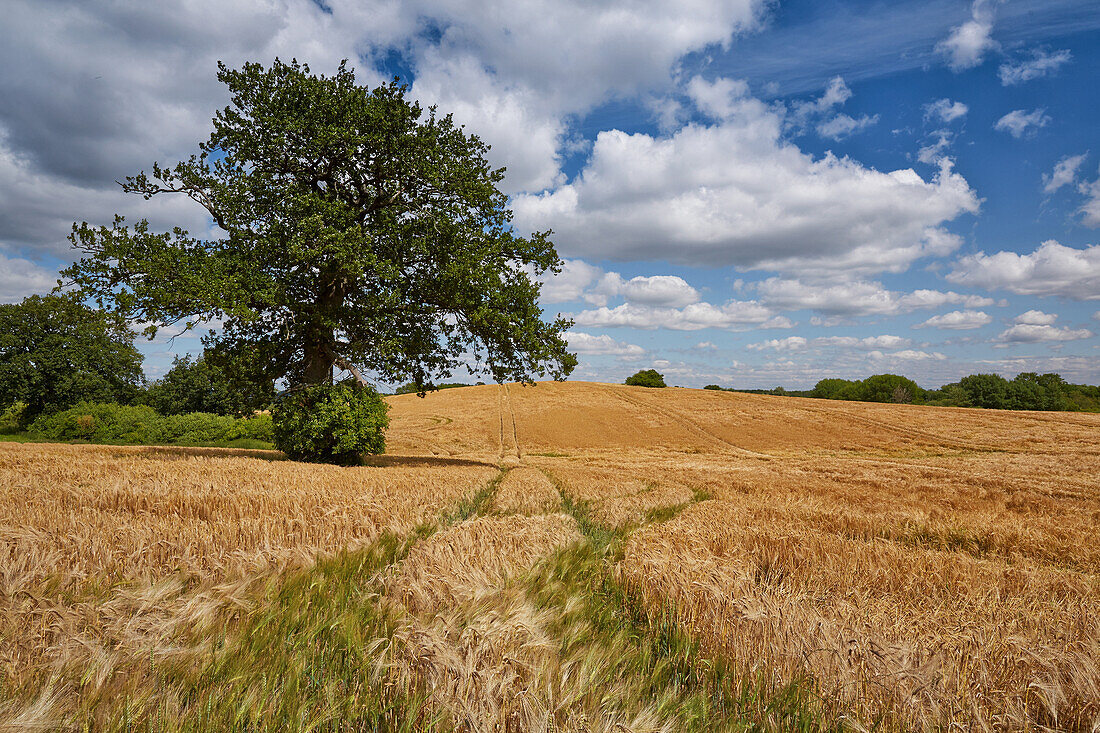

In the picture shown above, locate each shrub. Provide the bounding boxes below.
[272,382,389,464]
[0,402,27,434]
[161,412,236,445]
[30,402,165,444]
[703,384,721,391]
[228,413,274,442]
[625,369,666,388]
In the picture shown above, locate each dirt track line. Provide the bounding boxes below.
[607,386,772,460]
[502,383,523,460]
[800,403,1005,453]
[496,385,507,461]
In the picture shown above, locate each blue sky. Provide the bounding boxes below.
[1,0,1098,388]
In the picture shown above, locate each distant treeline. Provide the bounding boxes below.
[705,372,1100,412]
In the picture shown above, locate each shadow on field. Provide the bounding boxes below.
[362,454,497,469]
[109,446,496,469]
[109,446,286,462]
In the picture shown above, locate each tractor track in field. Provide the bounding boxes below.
[502,383,523,460]
[607,386,772,460]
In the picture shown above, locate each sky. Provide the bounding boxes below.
[1,0,1099,389]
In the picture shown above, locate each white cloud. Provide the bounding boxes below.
[916,310,992,330]
[513,81,979,276]
[1042,154,1086,194]
[1079,169,1100,228]
[694,341,718,350]
[757,277,994,316]
[998,48,1072,86]
[947,240,1100,300]
[917,130,956,165]
[0,0,772,260]
[923,98,969,124]
[539,259,603,303]
[790,76,852,121]
[687,76,753,121]
[1014,309,1058,326]
[0,252,57,303]
[591,273,700,308]
[997,324,1093,343]
[869,349,946,361]
[747,336,807,351]
[572,301,792,331]
[937,0,998,71]
[566,331,645,356]
[539,260,700,308]
[815,334,912,349]
[994,109,1051,139]
[817,113,879,141]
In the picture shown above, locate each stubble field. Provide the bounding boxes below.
[2,381,1098,730]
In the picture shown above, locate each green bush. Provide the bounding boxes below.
[0,402,27,434]
[26,402,275,447]
[228,413,274,442]
[161,412,236,445]
[272,382,389,465]
[30,402,166,444]
[703,384,721,391]
[625,369,666,388]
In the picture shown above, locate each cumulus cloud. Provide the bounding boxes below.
[749,334,911,352]
[998,48,1072,86]
[591,273,701,308]
[917,130,956,165]
[1079,169,1100,228]
[937,0,998,71]
[947,240,1100,300]
[565,331,645,356]
[747,336,807,352]
[994,109,1051,139]
[538,260,700,308]
[0,251,57,303]
[538,259,603,304]
[572,301,792,331]
[869,349,946,361]
[0,0,771,260]
[816,334,912,349]
[997,324,1093,343]
[816,113,879,141]
[916,310,992,330]
[1042,154,1086,194]
[513,79,979,276]
[923,98,969,124]
[1014,309,1058,326]
[756,277,995,317]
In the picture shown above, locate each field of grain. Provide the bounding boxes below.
[2,381,1098,730]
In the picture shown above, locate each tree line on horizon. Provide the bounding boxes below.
[705,372,1100,412]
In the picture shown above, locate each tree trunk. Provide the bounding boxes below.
[302,338,333,386]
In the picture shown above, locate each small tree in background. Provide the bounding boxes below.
[0,294,144,424]
[146,353,275,416]
[625,369,666,388]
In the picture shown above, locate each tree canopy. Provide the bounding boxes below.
[64,59,575,395]
[0,294,144,421]
[625,369,667,388]
[145,353,275,416]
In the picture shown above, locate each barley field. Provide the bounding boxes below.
[2,382,1098,730]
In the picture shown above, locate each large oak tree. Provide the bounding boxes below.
[64,59,575,395]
